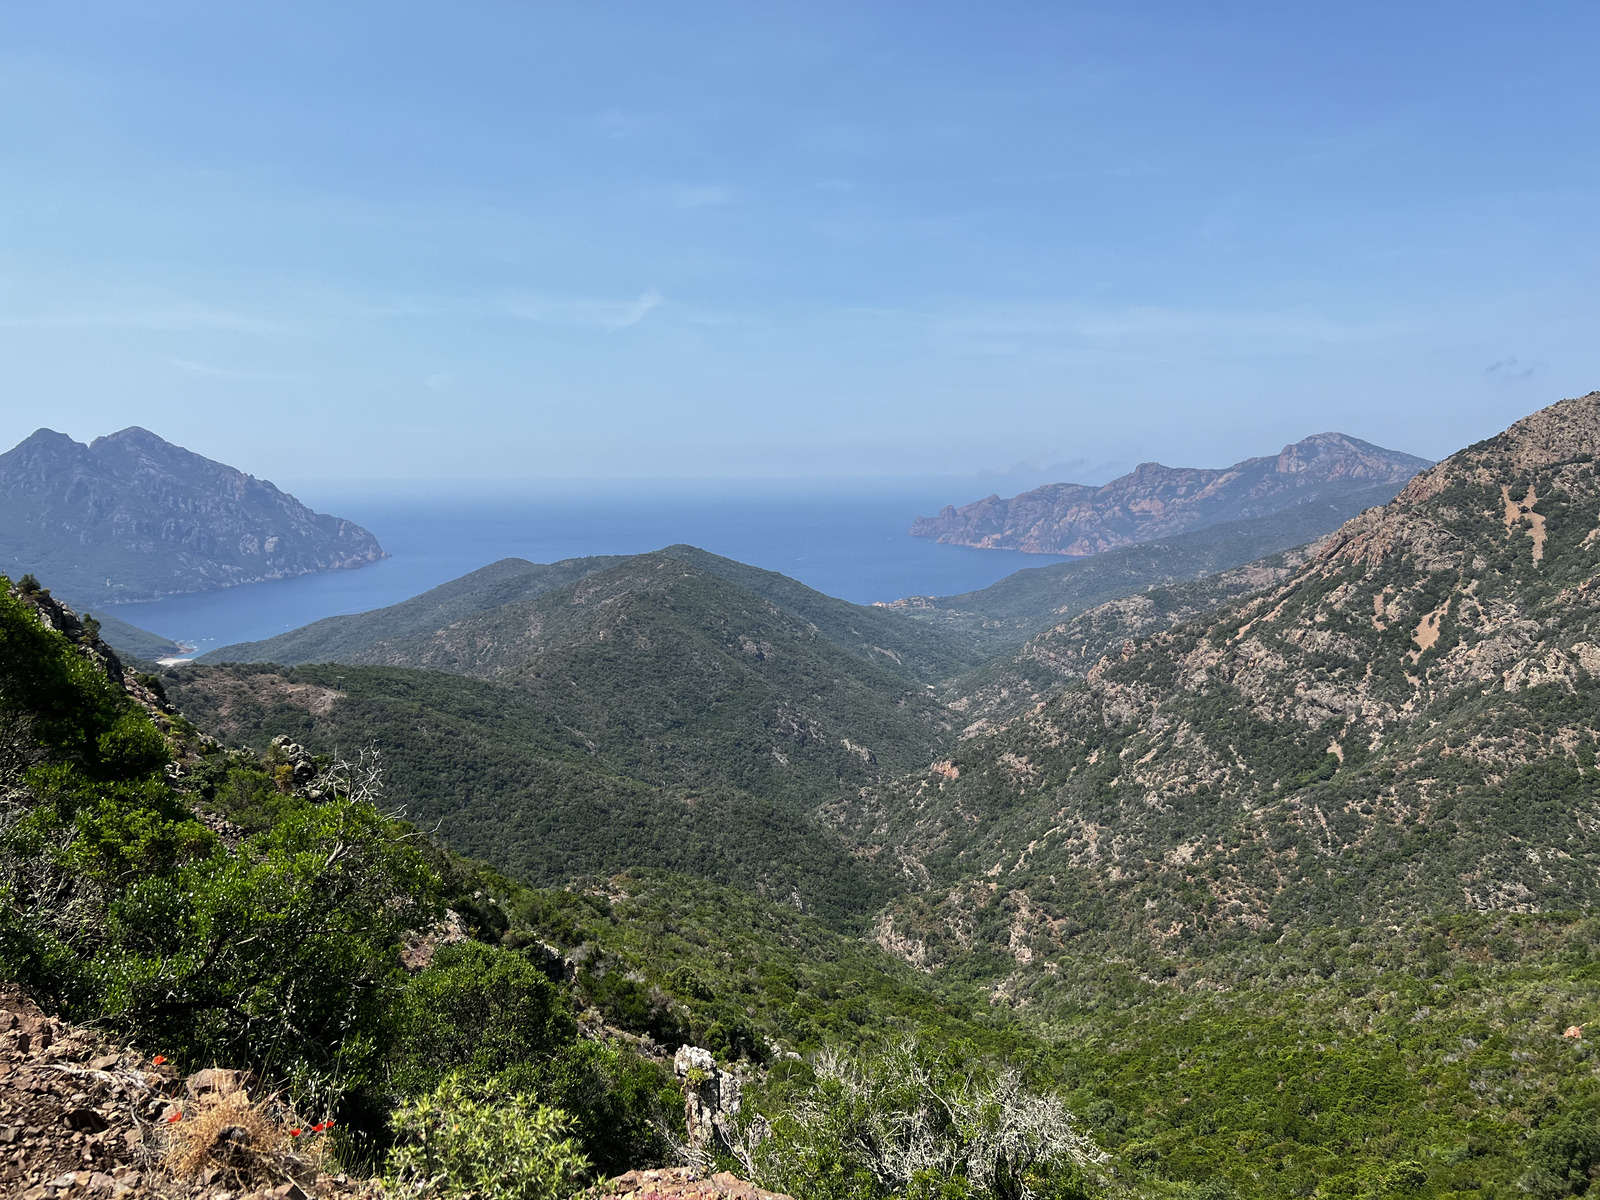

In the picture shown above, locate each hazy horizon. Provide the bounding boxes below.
[2,3,1594,482]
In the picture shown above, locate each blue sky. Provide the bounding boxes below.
[1,2,1596,485]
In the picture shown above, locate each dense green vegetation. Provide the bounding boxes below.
[12,393,1600,1200]
[1006,915,1600,1200]
[195,552,968,813]
[163,661,896,927]
[0,578,683,1181]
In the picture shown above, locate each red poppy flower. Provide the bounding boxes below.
[166,1112,182,1124]
[324,1120,336,1129]
[289,1128,302,1137]
[312,1123,326,1132]
[152,1055,166,1065]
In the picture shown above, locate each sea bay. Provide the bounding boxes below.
[109,480,1071,655]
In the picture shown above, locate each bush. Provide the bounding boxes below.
[391,942,574,1094]
[383,1072,589,1200]
[747,1040,1104,1200]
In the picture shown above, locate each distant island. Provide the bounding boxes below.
[911,431,1431,555]
[0,426,385,605]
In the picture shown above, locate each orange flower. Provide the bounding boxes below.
[152,1055,166,1065]
[165,1112,182,1124]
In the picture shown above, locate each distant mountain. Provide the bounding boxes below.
[169,544,998,921]
[206,543,991,683]
[198,553,631,666]
[0,426,385,604]
[888,481,1402,644]
[910,432,1430,555]
[839,391,1600,963]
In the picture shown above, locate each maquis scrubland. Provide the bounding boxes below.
[6,393,1600,1200]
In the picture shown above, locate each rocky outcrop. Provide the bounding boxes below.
[0,427,384,604]
[911,432,1430,555]
[672,1047,743,1161]
[7,582,177,721]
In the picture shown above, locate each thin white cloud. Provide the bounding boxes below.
[169,357,230,376]
[168,357,303,382]
[506,289,663,330]
[0,301,282,335]
[844,300,1404,354]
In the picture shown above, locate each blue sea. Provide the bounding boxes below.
[109,480,1071,656]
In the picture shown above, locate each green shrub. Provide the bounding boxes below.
[383,1072,589,1200]
[391,942,574,1094]
[748,1040,1104,1200]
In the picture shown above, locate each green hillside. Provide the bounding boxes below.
[206,544,989,683]
[201,551,966,810]
[161,661,895,927]
[0,575,1039,1189]
[83,606,185,660]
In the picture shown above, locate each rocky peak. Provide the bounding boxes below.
[911,432,1430,556]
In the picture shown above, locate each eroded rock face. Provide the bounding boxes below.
[672,1047,742,1159]
[911,432,1430,555]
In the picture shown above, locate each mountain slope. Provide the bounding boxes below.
[837,392,1600,963]
[943,545,1315,731]
[205,550,974,808]
[655,545,993,680]
[161,661,895,926]
[0,426,384,604]
[207,545,988,684]
[911,433,1429,555]
[93,609,186,660]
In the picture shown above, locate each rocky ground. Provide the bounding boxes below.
[0,985,372,1200]
[590,1168,792,1200]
